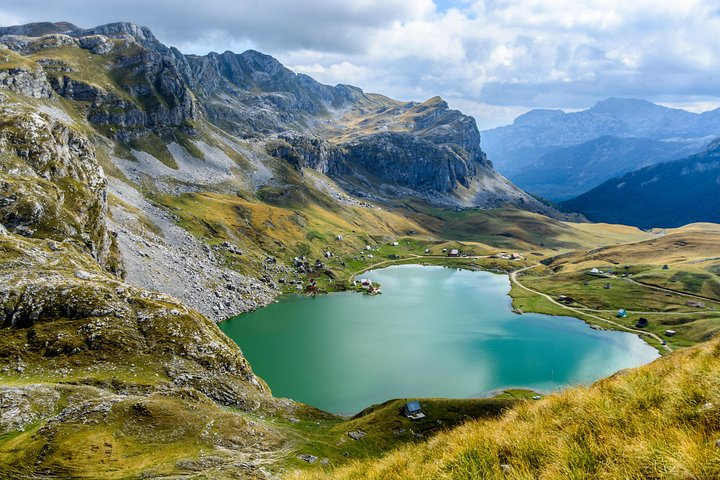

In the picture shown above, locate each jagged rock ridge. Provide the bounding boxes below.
[0,22,560,215]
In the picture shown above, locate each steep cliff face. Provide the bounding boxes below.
[0,103,121,273]
[342,132,476,192]
[1,23,199,142]
[0,22,559,214]
[327,97,492,194]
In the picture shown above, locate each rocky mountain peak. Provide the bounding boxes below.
[238,49,285,75]
[512,108,565,126]
[71,22,161,49]
[0,21,78,37]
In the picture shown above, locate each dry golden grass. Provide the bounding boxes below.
[158,190,427,265]
[553,230,720,272]
[557,220,652,248]
[321,96,449,144]
[293,337,720,479]
[403,205,651,253]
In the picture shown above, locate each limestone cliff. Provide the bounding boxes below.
[0,22,562,215]
[0,103,121,273]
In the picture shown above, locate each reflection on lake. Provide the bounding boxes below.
[221,265,659,415]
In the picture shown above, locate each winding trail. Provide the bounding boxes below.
[350,256,683,353]
[510,264,672,352]
[575,308,706,315]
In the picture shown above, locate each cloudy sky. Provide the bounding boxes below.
[2,0,720,129]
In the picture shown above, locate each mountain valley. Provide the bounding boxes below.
[0,20,719,480]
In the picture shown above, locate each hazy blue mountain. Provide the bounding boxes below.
[511,136,698,200]
[561,140,720,228]
[481,98,720,198]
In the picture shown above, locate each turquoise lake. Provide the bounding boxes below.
[220,265,659,415]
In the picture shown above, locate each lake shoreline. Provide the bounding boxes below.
[221,265,659,414]
[226,258,666,355]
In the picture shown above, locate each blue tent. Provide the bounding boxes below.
[617,309,627,318]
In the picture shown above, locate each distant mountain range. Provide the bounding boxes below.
[561,140,720,228]
[508,135,698,200]
[481,98,720,200]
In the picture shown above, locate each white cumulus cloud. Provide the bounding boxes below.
[1,0,720,128]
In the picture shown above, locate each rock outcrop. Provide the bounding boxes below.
[342,132,476,192]
[0,104,121,273]
[0,22,562,213]
[0,64,52,98]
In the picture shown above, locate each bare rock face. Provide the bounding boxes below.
[341,132,476,192]
[0,105,121,273]
[49,75,105,102]
[1,26,200,143]
[0,54,52,98]
[0,234,269,404]
[266,132,343,172]
[185,49,365,136]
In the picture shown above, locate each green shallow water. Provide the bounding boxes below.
[221,265,659,415]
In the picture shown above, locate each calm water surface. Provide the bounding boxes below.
[221,265,658,414]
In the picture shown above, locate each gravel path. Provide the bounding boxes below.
[510,264,672,352]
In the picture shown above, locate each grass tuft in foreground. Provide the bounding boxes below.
[293,336,720,479]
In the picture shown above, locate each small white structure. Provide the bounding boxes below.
[391,241,399,246]
[367,254,374,259]
[449,249,460,257]
[590,268,601,274]
[665,329,677,336]
[402,401,426,420]
[336,234,343,241]
[365,245,372,251]
[324,251,332,258]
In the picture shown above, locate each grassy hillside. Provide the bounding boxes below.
[399,202,650,252]
[511,226,720,349]
[293,334,720,479]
